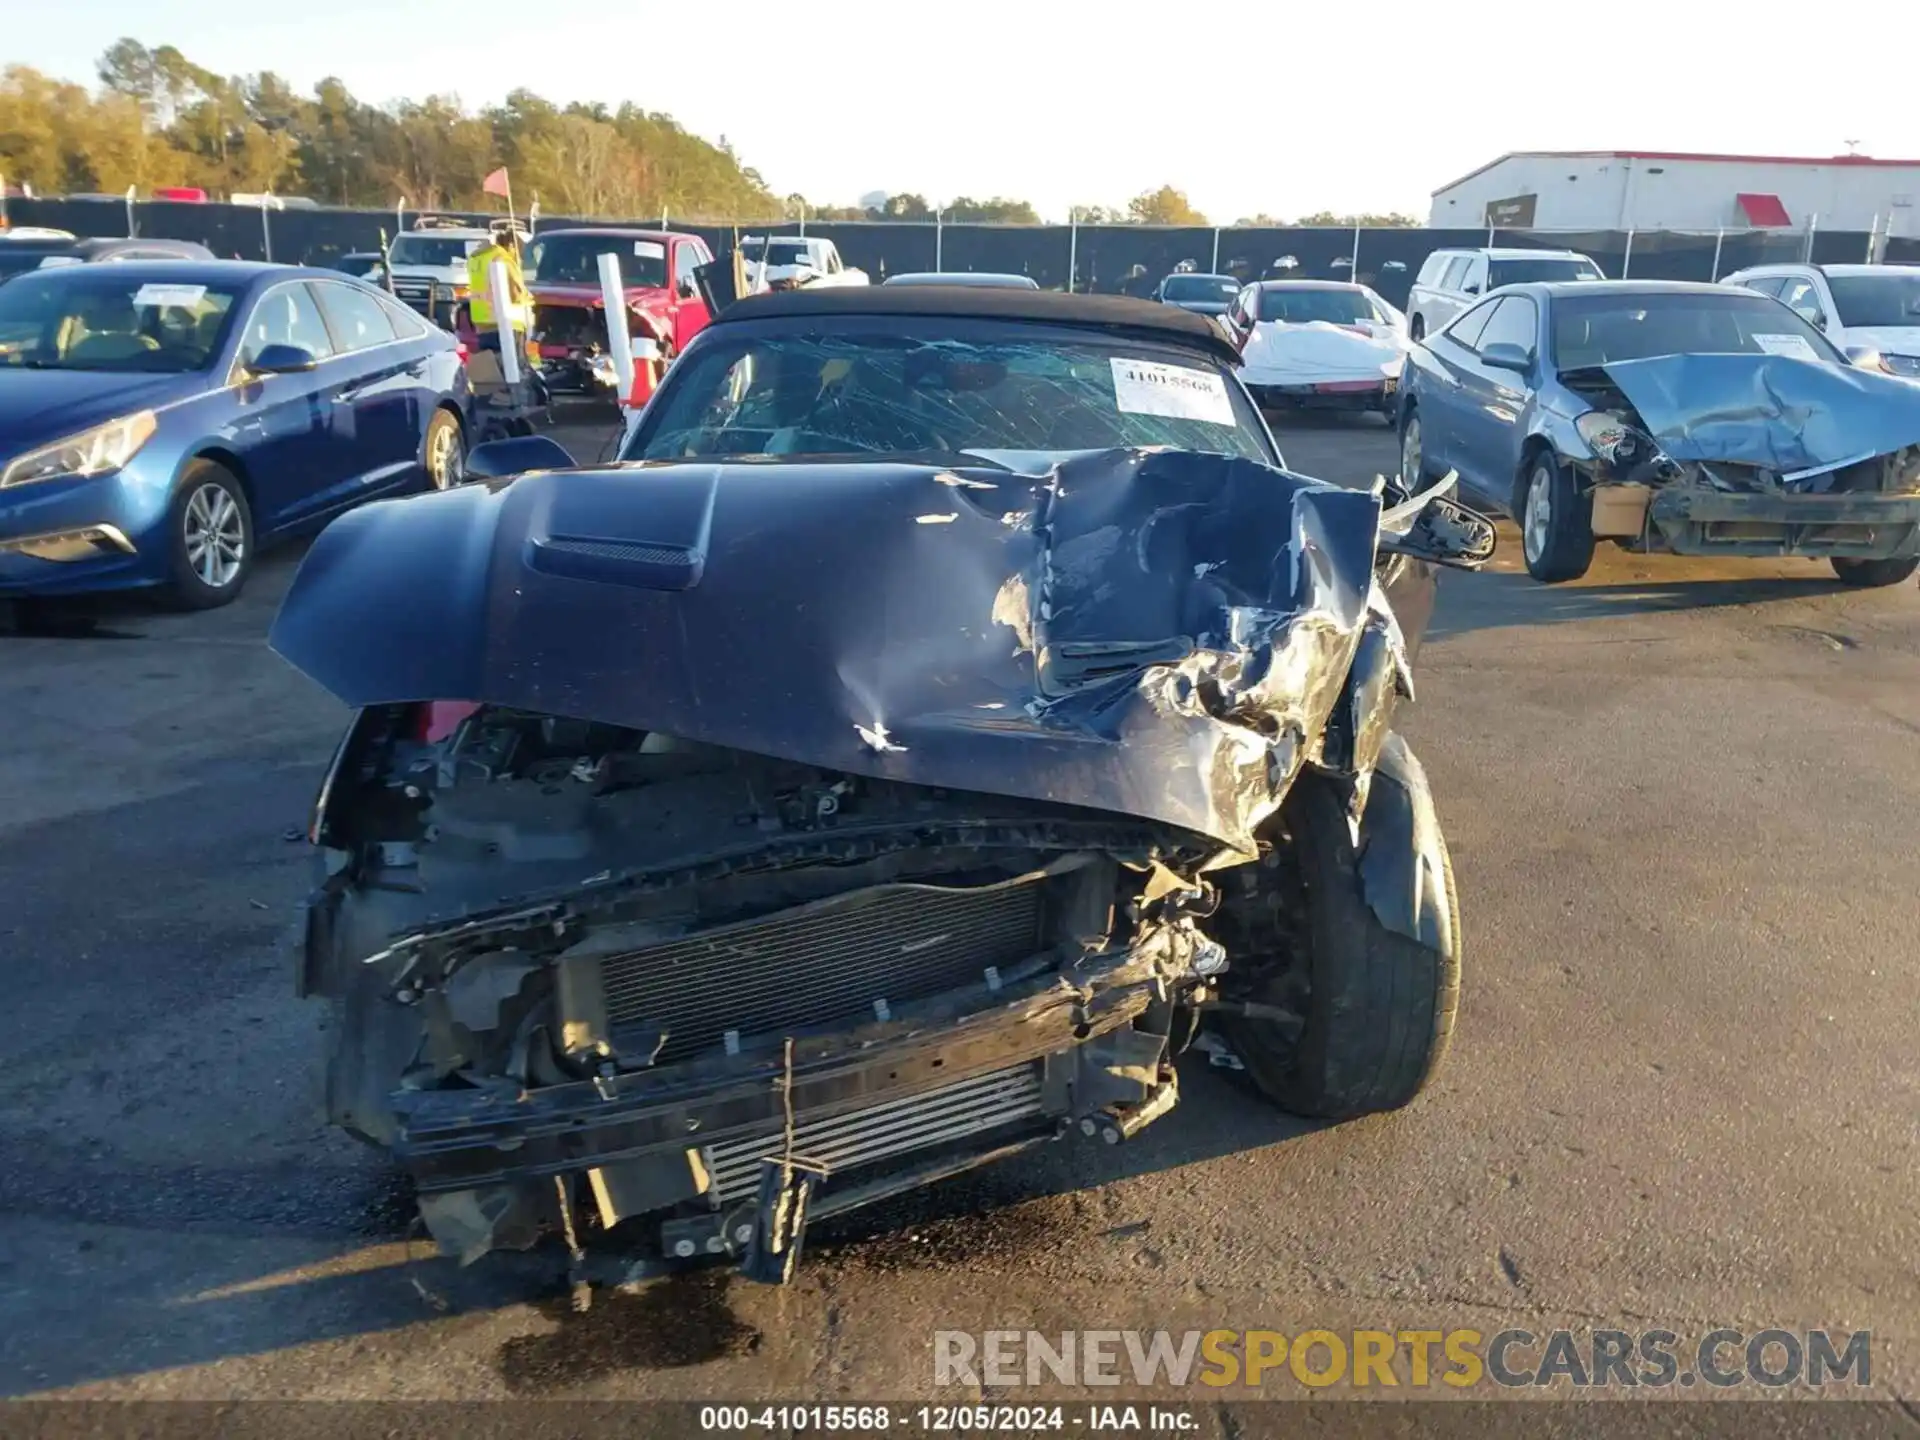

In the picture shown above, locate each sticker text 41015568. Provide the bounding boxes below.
[1109,357,1236,426]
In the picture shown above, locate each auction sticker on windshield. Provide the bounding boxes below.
[1111,357,1235,425]
[132,283,208,308]
[1751,333,1821,361]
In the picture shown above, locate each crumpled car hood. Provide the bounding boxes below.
[269,449,1396,856]
[1600,353,1920,474]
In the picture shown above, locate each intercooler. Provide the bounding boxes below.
[701,1063,1047,1205]
[600,878,1048,1063]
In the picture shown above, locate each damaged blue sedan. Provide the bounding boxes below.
[270,288,1495,1290]
[1398,279,1920,586]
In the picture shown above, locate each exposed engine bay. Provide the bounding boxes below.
[276,446,1493,1287]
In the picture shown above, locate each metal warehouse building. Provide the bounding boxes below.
[1428,151,1920,237]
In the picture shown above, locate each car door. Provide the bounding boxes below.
[670,239,712,353]
[1777,275,1834,339]
[309,279,424,496]
[1446,295,1540,508]
[1414,297,1500,482]
[224,280,352,535]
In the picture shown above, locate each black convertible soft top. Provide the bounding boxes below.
[715,285,1242,365]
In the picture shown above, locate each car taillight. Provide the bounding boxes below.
[414,701,481,743]
[455,342,470,364]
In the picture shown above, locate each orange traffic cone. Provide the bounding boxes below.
[626,336,662,411]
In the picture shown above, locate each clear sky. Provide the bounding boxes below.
[14,0,1920,222]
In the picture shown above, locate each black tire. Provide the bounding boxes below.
[1516,450,1594,583]
[423,406,466,490]
[1830,556,1918,588]
[163,459,254,610]
[1398,404,1435,486]
[1222,773,1460,1119]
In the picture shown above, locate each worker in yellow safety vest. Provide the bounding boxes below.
[466,218,533,369]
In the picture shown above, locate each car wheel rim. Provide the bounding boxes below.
[428,421,462,489]
[1402,418,1421,481]
[1523,467,1552,564]
[184,483,245,589]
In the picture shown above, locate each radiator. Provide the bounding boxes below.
[601,878,1046,1062]
[702,1063,1047,1205]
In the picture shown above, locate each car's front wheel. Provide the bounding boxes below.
[1830,556,1919,588]
[1217,772,1460,1119]
[164,460,254,610]
[1518,452,1594,583]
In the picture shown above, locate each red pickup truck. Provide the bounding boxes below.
[522,227,714,398]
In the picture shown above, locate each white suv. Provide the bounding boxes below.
[385,220,493,320]
[1406,247,1604,341]
[1718,263,1920,380]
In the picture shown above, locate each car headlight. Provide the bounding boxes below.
[0,412,157,489]
[1882,353,1920,379]
[1574,409,1661,468]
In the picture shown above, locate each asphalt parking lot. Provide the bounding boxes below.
[1,402,1915,1413]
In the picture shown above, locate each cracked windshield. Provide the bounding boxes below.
[625,327,1272,460]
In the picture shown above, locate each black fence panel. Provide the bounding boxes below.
[1810,229,1875,266]
[1071,226,1214,296]
[3,199,1888,300]
[1886,236,1920,265]
[1354,229,1486,308]
[935,225,1073,288]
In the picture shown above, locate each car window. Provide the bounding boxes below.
[673,243,701,294]
[1255,287,1376,324]
[1777,279,1827,327]
[623,324,1275,464]
[1550,291,1844,369]
[1474,296,1537,357]
[0,269,240,373]
[1162,275,1241,303]
[1416,253,1453,287]
[1739,275,1787,299]
[528,232,670,288]
[1825,271,1920,328]
[375,291,430,337]
[388,234,483,267]
[312,281,399,352]
[1439,257,1472,291]
[1487,256,1604,288]
[1444,298,1499,350]
[238,282,335,365]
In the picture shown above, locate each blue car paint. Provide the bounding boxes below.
[1398,280,1920,518]
[0,261,468,600]
[1597,352,1920,479]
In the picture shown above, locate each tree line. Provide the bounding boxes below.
[0,42,1419,228]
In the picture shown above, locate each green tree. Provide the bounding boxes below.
[1126,185,1208,226]
[945,196,1040,224]
[1291,210,1420,227]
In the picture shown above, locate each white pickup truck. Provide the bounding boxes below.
[740,235,870,291]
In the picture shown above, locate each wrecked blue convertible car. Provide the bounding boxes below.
[270,289,1495,1287]
[1399,279,1920,585]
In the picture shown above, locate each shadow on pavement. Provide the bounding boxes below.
[0,1059,1321,1394]
[1427,567,1858,640]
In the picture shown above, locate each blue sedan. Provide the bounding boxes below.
[0,260,469,612]
[1397,280,1920,586]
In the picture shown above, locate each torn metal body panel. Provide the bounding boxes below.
[274,449,1442,857]
[275,399,1491,1278]
[1567,354,1920,561]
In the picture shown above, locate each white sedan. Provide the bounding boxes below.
[1223,281,1410,420]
